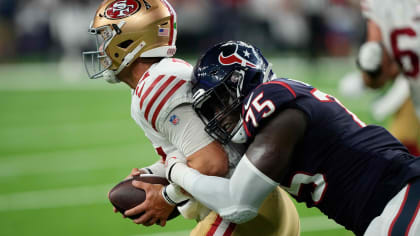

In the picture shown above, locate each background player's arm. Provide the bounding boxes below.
[167,108,307,223]
[358,20,400,88]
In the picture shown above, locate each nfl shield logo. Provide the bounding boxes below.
[169,115,179,125]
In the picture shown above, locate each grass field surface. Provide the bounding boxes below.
[0,58,387,236]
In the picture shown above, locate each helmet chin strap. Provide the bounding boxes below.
[231,119,248,143]
[232,63,272,143]
[263,63,273,83]
[103,70,120,84]
[116,41,146,74]
[102,41,147,84]
[236,70,246,98]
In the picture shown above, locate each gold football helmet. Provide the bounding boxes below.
[83,0,177,83]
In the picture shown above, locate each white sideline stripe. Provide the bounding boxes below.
[0,58,351,91]
[130,216,344,236]
[0,184,112,211]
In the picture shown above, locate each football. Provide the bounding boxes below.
[108,175,180,220]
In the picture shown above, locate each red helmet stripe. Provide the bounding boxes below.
[161,0,177,46]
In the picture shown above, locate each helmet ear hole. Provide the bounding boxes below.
[118,40,134,49]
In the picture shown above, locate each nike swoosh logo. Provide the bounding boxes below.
[244,92,254,110]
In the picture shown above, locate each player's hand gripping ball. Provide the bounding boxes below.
[108,175,180,220]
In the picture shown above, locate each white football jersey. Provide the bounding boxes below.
[130,57,195,158]
[130,57,243,174]
[362,0,420,118]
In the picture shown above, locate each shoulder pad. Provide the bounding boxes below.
[241,80,298,139]
[136,58,194,131]
[153,58,194,82]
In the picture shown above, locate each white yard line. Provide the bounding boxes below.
[0,152,130,177]
[0,142,148,177]
[0,184,112,211]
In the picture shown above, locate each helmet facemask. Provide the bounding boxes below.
[83,23,120,82]
[192,41,275,144]
[193,70,245,144]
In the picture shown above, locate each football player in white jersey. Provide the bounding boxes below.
[357,0,420,155]
[82,0,299,235]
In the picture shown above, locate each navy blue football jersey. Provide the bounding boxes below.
[241,78,420,235]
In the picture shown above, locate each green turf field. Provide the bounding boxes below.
[0,58,387,236]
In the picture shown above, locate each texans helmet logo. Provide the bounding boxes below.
[105,0,141,19]
[218,46,257,68]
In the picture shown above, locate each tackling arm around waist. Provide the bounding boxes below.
[169,154,278,224]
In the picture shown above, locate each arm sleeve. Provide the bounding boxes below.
[159,104,214,156]
[140,160,166,177]
[169,155,278,224]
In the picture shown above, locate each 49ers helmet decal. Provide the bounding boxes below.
[105,0,141,20]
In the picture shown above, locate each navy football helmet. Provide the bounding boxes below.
[192,41,274,144]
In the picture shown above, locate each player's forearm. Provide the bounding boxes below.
[186,141,229,177]
[168,156,278,224]
[170,161,233,212]
[359,20,400,89]
[361,58,400,89]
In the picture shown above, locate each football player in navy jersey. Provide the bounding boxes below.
[157,41,420,236]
